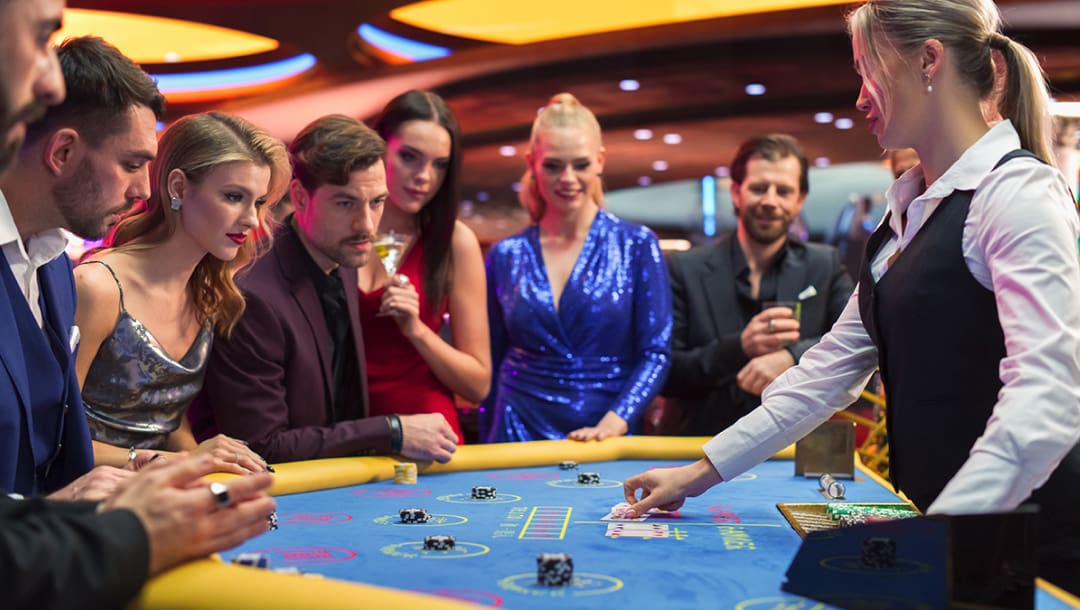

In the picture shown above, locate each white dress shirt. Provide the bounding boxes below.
[703,120,1080,515]
[0,190,69,328]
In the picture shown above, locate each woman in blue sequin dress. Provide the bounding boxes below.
[482,93,672,443]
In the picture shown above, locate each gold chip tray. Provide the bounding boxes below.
[776,502,917,538]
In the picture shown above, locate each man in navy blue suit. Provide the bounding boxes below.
[0,35,164,499]
[0,24,277,610]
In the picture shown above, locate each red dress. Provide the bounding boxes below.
[358,238,463,443]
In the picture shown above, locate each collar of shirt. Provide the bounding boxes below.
[731,233,791,307]
[883,120,1023,245]
[286,215,342,298]
[0,189,69,270]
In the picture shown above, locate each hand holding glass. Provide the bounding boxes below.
[763,300,801,346]
[373,230,412,317]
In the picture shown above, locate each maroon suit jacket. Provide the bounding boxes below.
[190,225,390,462]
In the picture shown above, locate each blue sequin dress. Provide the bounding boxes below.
[482,210,672,442]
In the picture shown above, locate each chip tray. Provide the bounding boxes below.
[776,502,918,537]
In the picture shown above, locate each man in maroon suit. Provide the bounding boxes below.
[193,114,458,463]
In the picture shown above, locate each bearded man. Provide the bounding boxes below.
[657,134,854,435]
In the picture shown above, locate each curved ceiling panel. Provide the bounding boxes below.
[390,0,851,45]
[57,9,279,63]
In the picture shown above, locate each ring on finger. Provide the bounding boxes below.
[767,318,775,332]
[209,481,231,507]
[235,452,241,463]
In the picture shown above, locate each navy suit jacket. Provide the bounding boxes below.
[0,252,94,495]
[659,233,853,435]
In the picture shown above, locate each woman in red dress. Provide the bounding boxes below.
[356,90,490,442]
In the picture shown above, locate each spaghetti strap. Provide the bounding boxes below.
[81,259,127,313]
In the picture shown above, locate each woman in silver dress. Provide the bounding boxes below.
[74,112,289,474]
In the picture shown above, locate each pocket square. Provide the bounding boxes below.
[797,286,818,301]
[68,325,80,353]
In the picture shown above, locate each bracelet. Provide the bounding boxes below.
[386,415,404,453]
[126,446,137,465]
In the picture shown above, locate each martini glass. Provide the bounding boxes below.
[373,230,412,316]
[373,230,410,279]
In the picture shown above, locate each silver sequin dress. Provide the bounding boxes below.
[80,260,213,449]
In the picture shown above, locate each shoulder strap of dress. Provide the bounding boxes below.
[81,259,127,312]
[992,148,1041,170]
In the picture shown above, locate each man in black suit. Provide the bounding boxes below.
[659,134,854,435]
[194,114,459,463]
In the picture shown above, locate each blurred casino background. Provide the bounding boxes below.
[61,0,1080,251]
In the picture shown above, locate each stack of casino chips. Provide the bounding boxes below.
[577,472,601,485]
[394,462,418,484]
[424,535,455,551]
[536,553,574,586]
[826,503,918,527]
[399,508,431,524]
[471,485,496,500]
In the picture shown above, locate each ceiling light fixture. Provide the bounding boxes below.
[151,53,316,103]
[357,23,451,63]
[745,83,766,96]
[619,79,640,91]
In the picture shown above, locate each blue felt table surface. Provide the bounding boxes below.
[224,459,1075,609]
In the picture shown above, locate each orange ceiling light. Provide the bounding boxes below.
[391,0,852,45]
[56,9,279,64]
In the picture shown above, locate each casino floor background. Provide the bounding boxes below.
[127,438,1080,610]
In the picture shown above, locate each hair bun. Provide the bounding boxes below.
[548,92,579,107]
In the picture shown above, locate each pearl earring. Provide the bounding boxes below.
[170,196,183,210]
[924,73,933,94]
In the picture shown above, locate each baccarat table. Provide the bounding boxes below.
[128,437,1080,610]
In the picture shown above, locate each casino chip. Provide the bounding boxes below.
[399,508,431,523]
[394,462,418,484]
[577,472,601,485]
[471,485,496,500]
[558,461,578,470]
[537,552,574,586]
[861,536,896,568]
[268,511,279,531]
[232,552,271,569]
[424,535,456,551]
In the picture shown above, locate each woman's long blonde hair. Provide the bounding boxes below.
[848,0,1054,164]
[519,93,605,222]
[104,112,289,336]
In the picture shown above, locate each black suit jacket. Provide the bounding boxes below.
[660,233,853,435]
[0,496,148,610]
[192,225,389,462]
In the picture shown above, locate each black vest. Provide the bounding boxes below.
[858,150,1080,513]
